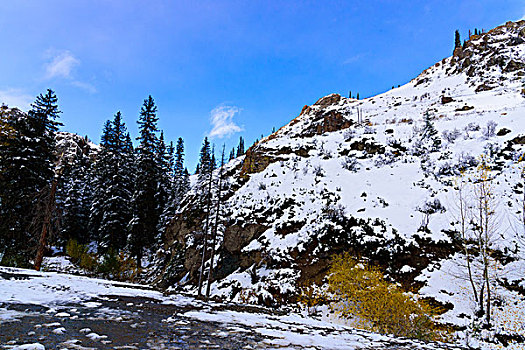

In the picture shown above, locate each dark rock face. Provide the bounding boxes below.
[223,224,267,254]
[497,128,512,136]
[455,105,474,112]
[314,94,341,107]
[475,83,494,92]
[315,110,354,135]
[240,145,274,178]
[441,96,454,104]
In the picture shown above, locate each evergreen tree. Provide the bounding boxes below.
[420,111,441,151]
[156,131,171,222]
[159,137,190,238]
[59,156,92,247]
[229,148,235,161]
[197,137,212,182]
[206,145,226,297]
[236,136,245,157]
[129,96,161,267]
[0,90,62,266]
[90,112,134,252]
[455,30,461,49]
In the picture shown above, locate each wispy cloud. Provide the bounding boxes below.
[45,50,80,79]
[208,105,243,139]
[342,53,364,65]
[43,49,97,94]
[71,81,97,94]
[0,88,33,110]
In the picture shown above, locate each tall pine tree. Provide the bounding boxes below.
[0,90,62,267]
[103,112,134,251]
[129,96,161,267]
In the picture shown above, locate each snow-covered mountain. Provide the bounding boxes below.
[158,20,525,338]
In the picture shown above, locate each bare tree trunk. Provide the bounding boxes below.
[34,179,59,271]
[206,146,225,298]
[197,166,214,297]
[458,183,478,303]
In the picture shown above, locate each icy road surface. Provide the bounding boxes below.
[0,267,461,349]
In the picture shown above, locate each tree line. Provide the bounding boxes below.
[0,89,246,269]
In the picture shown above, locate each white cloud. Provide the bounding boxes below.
[208,105,243,139]
[0,88,33,110]
[43,50,97,94]
[45,50,80,79]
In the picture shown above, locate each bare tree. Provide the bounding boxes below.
[450,156,499,328]
[451,176,478,303]
[34,154,65,271]
[471,157,498,327]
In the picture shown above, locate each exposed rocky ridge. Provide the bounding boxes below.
[157,21,525,333]
[55,131,99,164]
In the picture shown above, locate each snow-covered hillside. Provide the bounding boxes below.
[159,20,525,346]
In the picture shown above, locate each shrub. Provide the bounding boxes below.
[66,239,97,271]
[341,157,359,172]
[327,253,440,341]
[66,239,137,280]
[442,128,461,143]
[298,283,326,315]
[313,164,325,177]
[98,249,139,281]
[482,120,497,139]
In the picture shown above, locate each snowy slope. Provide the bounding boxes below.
[161,20,525,345]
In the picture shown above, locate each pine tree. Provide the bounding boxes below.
[59,156,92,247]
[229,148,235,161]
[197,137,212,182]
[173,138,188,199]
[90,112,134,252]
[0,90,62,267]
[30,90,64,270]
[206,145,226,297]
[236,136,245,157]
[158,139,176,238]
[195,137,216,296]
[454,30,461,49]
[420,111,441,151]
[156,131,171,223]
[129,96,161,267]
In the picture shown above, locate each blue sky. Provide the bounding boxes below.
[1,1,523,169]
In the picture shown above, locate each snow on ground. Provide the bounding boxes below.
[0,266,460,349]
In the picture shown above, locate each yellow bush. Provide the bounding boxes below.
[66,240,138,281]
[298,283,326,315]
[327,253,440,341]
[66,239,97,271]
